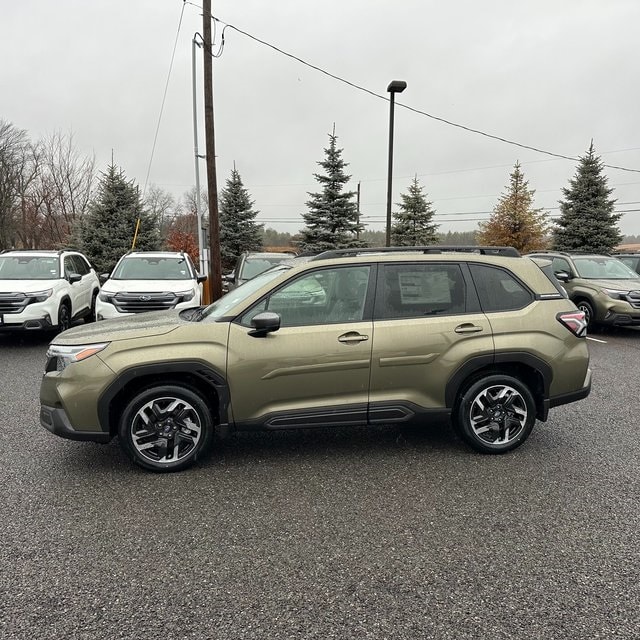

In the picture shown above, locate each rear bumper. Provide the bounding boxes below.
[40,404,112,443]
[545,368,592,416]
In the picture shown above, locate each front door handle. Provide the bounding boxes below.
[455,323,484,334]
[338,332,369,344]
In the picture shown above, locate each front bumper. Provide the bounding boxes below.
[40,404,112,442]
[601,310,640,326]
[0,310,54,331]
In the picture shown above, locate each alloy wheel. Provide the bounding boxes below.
[468,384,528,446]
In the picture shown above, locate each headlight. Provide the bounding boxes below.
[30,289,53,302]
[46,343,110,371]
[177,290,195,302]
[602,288,629,300]
[98,291,114,302]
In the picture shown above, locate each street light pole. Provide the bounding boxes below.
[385,80,407,247]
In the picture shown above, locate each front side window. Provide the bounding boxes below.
[241,265,370,327]
[377,263,466,319]
[470,264,533,312]
[551,257,572,276]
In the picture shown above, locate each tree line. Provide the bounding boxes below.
[0,118,630,278]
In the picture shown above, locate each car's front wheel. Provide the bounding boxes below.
[57,302,71,333]
[118,385,214,472]
[453,374,536,453]
[576,299,595,330]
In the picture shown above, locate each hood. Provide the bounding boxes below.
[102,278,195,294]
[586,278,640,291]
[52,309,186,345]
[0,279,59,293]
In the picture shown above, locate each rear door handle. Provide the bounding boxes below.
[338,332,369,344]
[455,323,484,334]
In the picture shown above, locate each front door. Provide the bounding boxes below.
[226,265,373,429]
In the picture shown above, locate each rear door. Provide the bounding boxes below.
[368,261,494,421]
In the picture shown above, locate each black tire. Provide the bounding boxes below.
[575,299,595,330]
[87,290,98,323]
[453,374,536,454]
[57,302,71,333]
[118,385,214,472]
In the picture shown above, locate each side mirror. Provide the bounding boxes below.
[68,272,81,284]
[197,274,207,284]
[99,273,110,283]
[555,270,572,283]
[248,311,281,338]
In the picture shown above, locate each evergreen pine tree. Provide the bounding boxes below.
[477,162,548,252]
[299,129,364,253]
[391,176,439,246]
[79,164,160,273]
[553,142,621,252]
[219,167,263,271]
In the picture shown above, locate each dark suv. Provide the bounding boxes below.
[223,251,297,292]
[528,251,640,329]
[41,246,591,472]
[612,252,640,276]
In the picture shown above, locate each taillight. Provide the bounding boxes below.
[557,311,587,337]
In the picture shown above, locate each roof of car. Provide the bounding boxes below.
[0,249,77,257]
[124,251,189,259]
[242,251,297,259]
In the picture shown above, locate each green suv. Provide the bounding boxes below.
[528,251,640,329]
[40,246,591,472]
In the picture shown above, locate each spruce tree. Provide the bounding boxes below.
[299,129,364,253]
[554,142,621,253]
[79,165,160,274]
[477,162,548,252]
[219,167,263,271]
[391,175,438,246]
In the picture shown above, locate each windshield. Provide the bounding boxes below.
[0,256,60,280]
[200,265,291,321]
[573,257,639,280]
[239,255,292,280]
[111,256,193,280]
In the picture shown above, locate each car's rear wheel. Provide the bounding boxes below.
[454,374,536,453]
[118,385,214,472]
[57,302,71,333]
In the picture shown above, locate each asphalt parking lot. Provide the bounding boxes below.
[1,329,638,640]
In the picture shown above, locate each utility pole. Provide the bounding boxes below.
[202,0,222,301]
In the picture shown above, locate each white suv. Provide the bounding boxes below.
[96,251,205,320]
[0,250,100,332]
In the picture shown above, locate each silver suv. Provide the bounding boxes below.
[0,249,100,332]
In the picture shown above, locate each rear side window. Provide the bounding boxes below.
[470,264,533,312]
[377,263,466,319]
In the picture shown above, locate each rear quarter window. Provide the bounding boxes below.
[469,264,533,312]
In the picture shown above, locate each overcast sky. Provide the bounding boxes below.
[3,0,640,237]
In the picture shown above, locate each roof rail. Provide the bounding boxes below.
[310,245,521,261]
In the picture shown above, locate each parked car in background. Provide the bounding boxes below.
[612,252,640,276]
[223,251,297,292]
[527,250,640,329]
[41,245,590,472]
[0,249,99,332]
[96,251,205,320]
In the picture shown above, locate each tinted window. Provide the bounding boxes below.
[470,264,533,312]
[378,263,466,319]
[551,257,572,275]
[71,254,90,275]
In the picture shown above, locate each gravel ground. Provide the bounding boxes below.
[0,329,638,639]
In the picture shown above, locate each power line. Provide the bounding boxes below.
[142,1,186,198]
[199,13,640,175]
